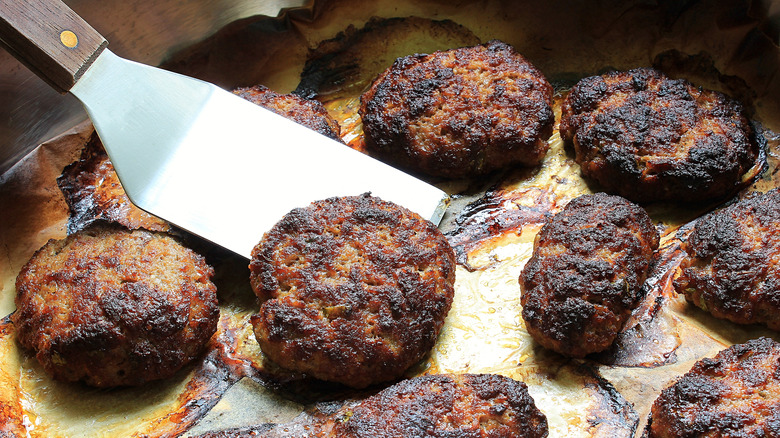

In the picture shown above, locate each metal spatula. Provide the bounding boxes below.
[0,0,448,258]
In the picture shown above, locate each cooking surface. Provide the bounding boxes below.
[1,1,780,437]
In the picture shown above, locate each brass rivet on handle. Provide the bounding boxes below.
[60,30,78,48]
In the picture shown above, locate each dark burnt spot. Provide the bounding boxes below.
[118,282,188,336]
[56,132,171,234]
[275,207,318,234]
[54,318,120,353]
[671,374,726,405]
[351,206,399,226]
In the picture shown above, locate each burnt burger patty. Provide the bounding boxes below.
[359,39,554,179]
[232,84,342,141]
[328,373,549,437]
[520,193,659,357]
[674,188,780,329]
[647,337,780,437]
[12,224,219,387]
[191,374,548,438]
[248,194,455,388]
[560,67,762,203]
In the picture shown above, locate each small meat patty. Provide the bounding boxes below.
[359,39,554,179]
[232,84,342,141]
[646,337,780,437]
[520,193,659,357]
[674,189,780,329]
[328,373,548,437]
[12,224,219,387]
[560,67,763,203]
[249,194,455,388]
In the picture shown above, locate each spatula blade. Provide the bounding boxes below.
[71,50,449,258]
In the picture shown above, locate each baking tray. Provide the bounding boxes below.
[1,0,779,436]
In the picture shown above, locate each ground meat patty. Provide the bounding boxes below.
[232,84,342,141]
[646,337,780,437]
[359,39,554,179]
[192,374,547,438]
[674,188,780,329]
[248,194,455,388]
[520,193,659,358]
[560,67,763,203]
[327,373,548,437]
[12,224,219,387]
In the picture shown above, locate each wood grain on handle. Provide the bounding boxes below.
[0,0,107,93]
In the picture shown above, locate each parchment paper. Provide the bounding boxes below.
[2,0,780,436]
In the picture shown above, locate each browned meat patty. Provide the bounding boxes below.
[232,84,342,141]
[646,337,780,438]
[674,188,780,329]
[359,39,554,179]
[326,373,548,437]
[560,67,763,203]
[192,374,548,438]
[520,193,659,357]
[12,224,219,387]
[57,131,172,233]
[249,194,455,389]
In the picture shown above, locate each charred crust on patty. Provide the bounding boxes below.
[248,194,455,388]
[57,132,171,233]
[190,374,548,437]
[329,373,548,437]
[232,84,343,142]
[359,39,554,179]
[520,193,659,358]
[12,223,219,387]
[674,188,780,329]
[560,67,764,203]
[646,337,780,438]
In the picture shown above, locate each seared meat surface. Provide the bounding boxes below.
[13,223,219,387]
[249,194,455,388]
[57,132,172,233]
[560,67,762,203]
[360,39,553,179]
[520,193,659,357]
[194,374,548,438]
[327,373,548,437]
[647,337,780,438]
[232,84,343,141]
[675,188,780,329]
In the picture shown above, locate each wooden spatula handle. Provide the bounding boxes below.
[0,0,107,93]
